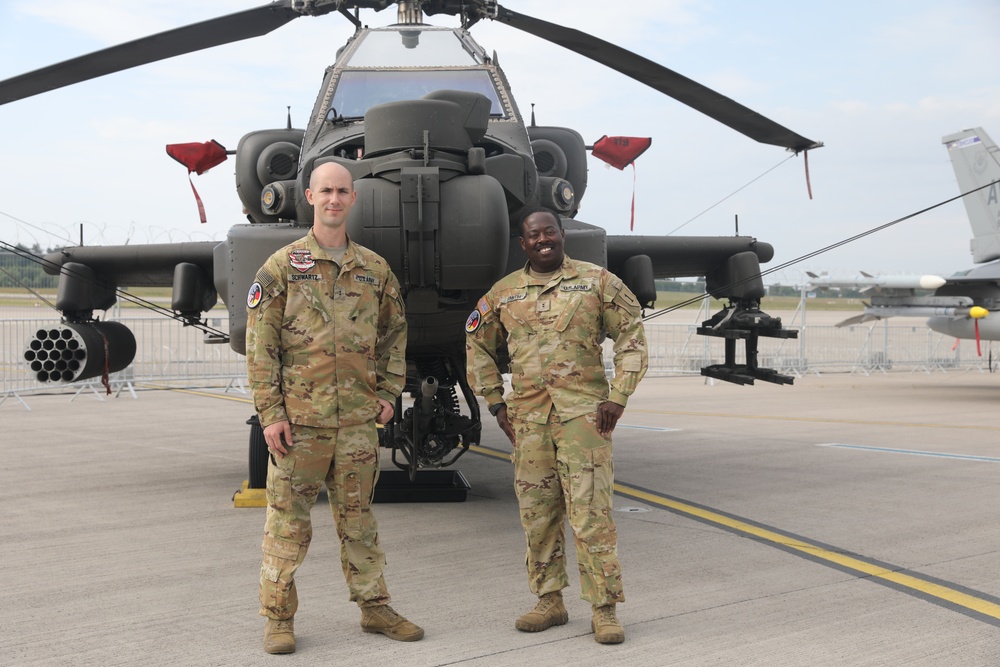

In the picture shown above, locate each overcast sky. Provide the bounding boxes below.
[1,0,998,285]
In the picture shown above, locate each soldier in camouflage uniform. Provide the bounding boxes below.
[466,208,648,645]
[246,161,423,654]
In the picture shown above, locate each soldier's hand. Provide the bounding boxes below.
[495,405,515,444]
[376,398,395,425]
[597,401,625,436]
[263,420,292,459]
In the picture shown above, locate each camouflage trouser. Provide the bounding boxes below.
[511,406,624,606]
[259,422,389,620]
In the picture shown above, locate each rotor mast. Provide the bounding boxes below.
[397,1,424,24]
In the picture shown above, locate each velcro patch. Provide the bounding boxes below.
[289,273,321,281]
[477,296,491,316]
[354,274,379,286]
[288,249,315,273]
[255,267,275,291]
[465,309,482,333]
[561,283,591,291]
[500,293,527,304]
[247,282,263,309]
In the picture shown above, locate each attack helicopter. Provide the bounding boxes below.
[2,1,820,485]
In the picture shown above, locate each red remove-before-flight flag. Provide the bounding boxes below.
[591,136,652,230]
[166,140,229,223]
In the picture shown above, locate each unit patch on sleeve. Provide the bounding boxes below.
[247,282,263,309]
[465,308,482,333]
[288,249,316,272]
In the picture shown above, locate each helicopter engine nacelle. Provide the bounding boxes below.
[235,128,304,224]
[528,126,588,217]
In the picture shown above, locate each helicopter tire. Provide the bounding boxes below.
[247,415,269,489]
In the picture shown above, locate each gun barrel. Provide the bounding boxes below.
[420,376,438,412]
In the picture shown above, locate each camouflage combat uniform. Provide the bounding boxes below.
[466,256,647,606]
[246,229,407,620]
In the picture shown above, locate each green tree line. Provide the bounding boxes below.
[0,244,59,289]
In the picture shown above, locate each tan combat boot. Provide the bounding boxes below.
[515,591,569,632]
[591,604,625,644]
[360,604,425,641]
[263,617,295,654]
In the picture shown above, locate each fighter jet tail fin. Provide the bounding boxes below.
[943,127,1000,264]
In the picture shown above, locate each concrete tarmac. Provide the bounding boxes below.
[3,370,999,666]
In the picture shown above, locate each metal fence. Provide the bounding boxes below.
[638,319,991,377]
[2,314,246,407]
[3,308,994,410]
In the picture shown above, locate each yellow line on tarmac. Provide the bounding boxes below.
[470,444,1000,624]
[630,408,1000,431]
[162,399,1000,624]
[616,480,1000,624]
[154,386,253,403]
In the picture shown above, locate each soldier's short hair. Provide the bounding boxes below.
[519,207,562,237]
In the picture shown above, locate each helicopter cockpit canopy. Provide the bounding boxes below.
[329,27,507,120]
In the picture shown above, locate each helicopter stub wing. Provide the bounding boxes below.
[606,234,773,280]
[42,242,217,288]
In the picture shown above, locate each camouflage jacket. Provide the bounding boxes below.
[246,229,407,428]
[466,256,648,424]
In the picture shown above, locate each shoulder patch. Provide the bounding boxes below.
[465,308,482,333]
[247,282,263,309]
[477,296,492,316]
[255,267,275,291]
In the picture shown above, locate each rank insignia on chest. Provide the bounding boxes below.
[247,282,263,309]
[288,249,316,272]
[536,300,551,312]
[465,308,482,333]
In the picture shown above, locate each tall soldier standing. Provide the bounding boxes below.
[466,207,648,644]
[246,161,423,654]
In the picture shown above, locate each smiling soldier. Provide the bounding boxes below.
[466,207,648,644]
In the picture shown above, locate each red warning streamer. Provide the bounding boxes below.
[165,140,228,223]
[592,136,652,231]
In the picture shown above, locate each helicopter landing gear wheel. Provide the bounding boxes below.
[247,415,268,489]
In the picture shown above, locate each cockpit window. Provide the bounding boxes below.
[330,69,506,119]
[326,28,507,121]
[345,28,481,67]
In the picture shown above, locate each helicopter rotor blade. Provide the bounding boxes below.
[0,1,305,106]
[492,5,821,152]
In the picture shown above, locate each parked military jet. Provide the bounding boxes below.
[813,127,999,345]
